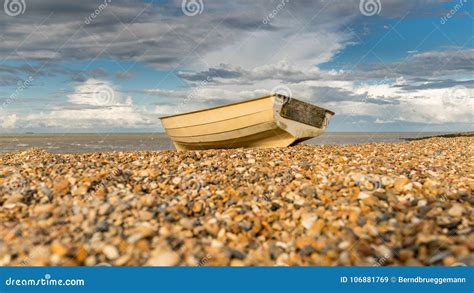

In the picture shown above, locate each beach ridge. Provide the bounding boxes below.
[0,137,472,266]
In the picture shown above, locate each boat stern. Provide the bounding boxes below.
[273,94,334,141]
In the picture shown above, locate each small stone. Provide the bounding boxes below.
[294,173,304,179]
[301,214,317,229]
[394,178,410,193]
[34,204,54,214]
[417,199,427,207]
[269,244,284,259]
[338,241,350,250]
[270,202,281,211]
[301,186,317,197]
[398,249,413,262]
[5,193,23,204]
[139,210,153,221]
[228,249,246,260]
[235,167,246,173]
[448,204,463,217]
[358,192,371,199]
[427,251,451,265]
[96,221,109,232]
[103,245,119,260]
[53,176,70,194]
[239,221,252,231]
[76,246,88,262]
[98,203,112,215]
[300,245,315,256]
[192,201,204,213]
[4,203,17,209]
[73,185,88,196]
[172,177,182,185]
[230,259,245,266]
[374,191,388,200]
[50,243,67,257]
[147,251,180,266]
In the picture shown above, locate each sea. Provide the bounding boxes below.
[0,132,454,154]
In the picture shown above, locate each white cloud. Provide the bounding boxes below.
[151,66,473,125]
[24,79,152,129]
[67,79,131,106]
[1,114,19,129]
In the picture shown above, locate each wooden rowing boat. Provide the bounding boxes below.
[160,94,334,150]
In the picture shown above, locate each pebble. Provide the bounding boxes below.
[358,192,371,199]
[301,214,317,229]
[51,243,68,257]
[53,176,70,194]
[0,137,471,266]
[147,250,180,266]
[103,245,119,260]
[5,193,23,204]
[448,204,464,217]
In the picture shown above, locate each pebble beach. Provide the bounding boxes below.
[0,137,472,266]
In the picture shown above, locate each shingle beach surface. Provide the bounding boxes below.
[0,137,472,266]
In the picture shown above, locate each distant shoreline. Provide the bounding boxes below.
[403,132,474,141]
[1,131,473,154]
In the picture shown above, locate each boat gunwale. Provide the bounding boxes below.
[159,94,335,120]
[159,95,274,120]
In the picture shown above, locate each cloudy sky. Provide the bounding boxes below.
[0,0,472,133]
